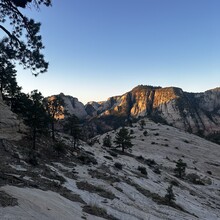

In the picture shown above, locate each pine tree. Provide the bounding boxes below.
[174,159,187,178]
[114,127,133,152]
[165,184,175,205]
[23,90,49,150]
[44,95,64,141]
[139,120,146,129]
[103,135,112,148]
[64,114,81,148]
[0,0,51,75]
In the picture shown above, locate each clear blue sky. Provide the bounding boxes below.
[15,0,220,104]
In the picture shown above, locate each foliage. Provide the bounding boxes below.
[83,204,118,220]
[0,51,21,100]
[143,130,148,136]
[28,151,38,166]
[53,141,66,154]
[44,95,64,140]
[76,181,116,200]
[103,134,112,148]
[0,0,51,76]
[174,159,187,179]
[165,184,175,204]
[153,166,161,174]
[186,173,205,185]
[22,90,49,149]
[114,127,133,152]
[114,162,123,170]
[77,152,98,165]
[137,166,148,175]
[64,114,81,148]
[139,119,146,129]
[130,129,134,134]
[108,150,118,157]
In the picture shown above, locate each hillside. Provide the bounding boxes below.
[0,119,220,219]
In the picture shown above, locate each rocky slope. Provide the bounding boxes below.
[0,120,220,219]
[0,92,26,141]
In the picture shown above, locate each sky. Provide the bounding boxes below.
[13,0,220,103]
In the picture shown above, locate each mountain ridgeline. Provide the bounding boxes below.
[47,85,220,140]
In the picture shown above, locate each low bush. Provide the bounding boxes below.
[53,141,66,154]
[138,166,148,175]
[114,162,123,170]
[143,130,148,136]
[186,173,204,185]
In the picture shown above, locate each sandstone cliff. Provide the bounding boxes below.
[46,86,220,138]
[85,85,220,136]
[46,93,88,120]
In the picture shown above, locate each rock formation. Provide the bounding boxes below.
[85,85,220,136]
[45,86,220,138]
[46,93,88,120]
[0,92,26,140]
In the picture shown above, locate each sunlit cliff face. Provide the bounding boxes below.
[153,87,182,108]
[102,86,182,117]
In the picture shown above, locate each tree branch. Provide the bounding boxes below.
[0,25,22,46]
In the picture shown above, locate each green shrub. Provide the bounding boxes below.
[153,167,161,174]
[186,173,204,185]
[103,135,112,148]
[174,159,187,179]
[114,162,123,170]
[143,130,148,136]
[138,166,148,175]
[165,184,175,205]
[53,141,66,153]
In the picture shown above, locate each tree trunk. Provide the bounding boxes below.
[33,127,36,150]
[122,144,124,152]
[0,91,2,101]
[51,120,55,141]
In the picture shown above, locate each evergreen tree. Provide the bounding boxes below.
[165,184,175,205]
[11,92,30,116]
[174,159,187,178]
[44,95,64,141]
[0,55,21,101]
[139,119,146,129]
[23,90,49,149]
[0,0,51,75]
[64,114,81,148]
[103,134,112,148]
[114,127,133,152]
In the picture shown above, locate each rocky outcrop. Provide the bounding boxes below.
[46,93,88,120]
[0,92,26,141]
[59,93,88,120]
[86,85,220,136]
[49,86,220,137]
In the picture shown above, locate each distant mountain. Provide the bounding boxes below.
[48,85,220,139]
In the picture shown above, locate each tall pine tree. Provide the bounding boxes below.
[114,127,133,152]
